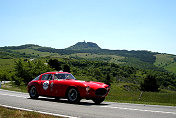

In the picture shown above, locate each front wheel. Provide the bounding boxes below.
[92,97,105,104]
[29,86,39,99]
[67,88,80,103]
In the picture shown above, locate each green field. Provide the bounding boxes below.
[165,62,176,74]
[154,54,174,67]
[67,53,125,64]
[106,83,176,106]
[0,59,15,71]
[0,106,61,118]
[14,49,61,58]
[154,54,176,74]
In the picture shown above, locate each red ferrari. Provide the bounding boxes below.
[27,72,110,104]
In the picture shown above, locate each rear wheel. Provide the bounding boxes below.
[92,97,105,104]
[29,86,39,99]
[67,87,80,103]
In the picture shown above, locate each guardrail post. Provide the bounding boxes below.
[138,91,143,100]
[0,81,1,88]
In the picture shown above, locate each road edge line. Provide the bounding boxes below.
[0,104,77,118]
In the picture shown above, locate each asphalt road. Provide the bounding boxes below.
[0,89,176,118]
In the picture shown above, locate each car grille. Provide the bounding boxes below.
[95,88,107,96]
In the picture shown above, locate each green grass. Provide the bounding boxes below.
[0,106,62,118]
[13,49,61,58]
[1,83,27,93]
[154,54,174,67]
[106,83,176,106]
[67,53,125,64]
[0,59,15,71]
[165,62,176,74]
[154,54,176,74]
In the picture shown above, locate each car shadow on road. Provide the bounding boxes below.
[28,97,108,106]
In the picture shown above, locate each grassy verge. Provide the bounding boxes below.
[1,82,27,93]
[0,106,61,118]
[106,83,176,106]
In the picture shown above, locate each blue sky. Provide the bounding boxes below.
[0,0,176,54]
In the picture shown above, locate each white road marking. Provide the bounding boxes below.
[0,88,21,92]
[0,93,28,98]
[0,89,28,95]
[0,92,53,100]
[101,106,176,115]
[105,101,176,108]
[0,104,77,118]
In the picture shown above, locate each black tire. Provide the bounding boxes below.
[67,87,80,103]
[92,97,105,104]
[29,86,39,99]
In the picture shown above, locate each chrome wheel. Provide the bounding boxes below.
[67,88,80,103]
[29,86,39,99]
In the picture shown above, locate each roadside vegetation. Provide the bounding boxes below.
[1,82,27,93]
[106,83,176,106]
[0,106,61,118]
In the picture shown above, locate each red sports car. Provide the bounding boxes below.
[27,72,110,104]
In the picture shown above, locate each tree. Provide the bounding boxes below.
[48,59,62,71]
[14,59,25,83]
[94,68,102,81]
[140,73,159,92]
[105,73,111,86]
[0,71,8,82]
[14,59,53,85]
[63,64,71,72]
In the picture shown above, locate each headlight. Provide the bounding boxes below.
[86,86,90,92]
[106,86,110,90]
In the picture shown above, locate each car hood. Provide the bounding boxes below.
[73,80,108,89]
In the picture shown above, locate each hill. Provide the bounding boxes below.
[66,41,101,50]
[0,44,61,58]
[0,42,176,74]
[36,43,160,70]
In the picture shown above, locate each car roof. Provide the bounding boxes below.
[42,71,71,75]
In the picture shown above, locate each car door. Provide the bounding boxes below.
[39,74,53,96]
[51,74,68,97]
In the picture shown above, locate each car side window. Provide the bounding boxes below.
[54,75,58,80]
[41,74,53,80]
[54,74,76,80]
[54,74,65,80]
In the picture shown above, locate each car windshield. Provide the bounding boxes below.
[32,75,40,81]
[54,74,76,80]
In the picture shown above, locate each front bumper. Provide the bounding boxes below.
[79,87,110,99]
